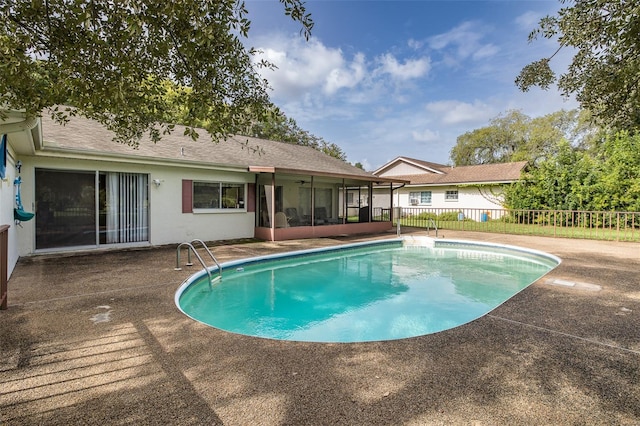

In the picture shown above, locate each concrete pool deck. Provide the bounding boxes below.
[1,230,638,425]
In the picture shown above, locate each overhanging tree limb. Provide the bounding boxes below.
[0,0,313,146]
[516,0,640,131]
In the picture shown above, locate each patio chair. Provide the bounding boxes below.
[285,207,309,226]
[275,211,289,228]
[314,207,327,225]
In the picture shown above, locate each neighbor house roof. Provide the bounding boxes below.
[373,156,448,176]
[35,112,401,183]
[379,161,528,186]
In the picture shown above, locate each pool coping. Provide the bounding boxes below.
[174,235,562,340]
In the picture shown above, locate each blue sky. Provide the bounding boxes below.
[245,0,578,170]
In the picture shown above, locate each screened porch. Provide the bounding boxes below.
[252,171,397,241]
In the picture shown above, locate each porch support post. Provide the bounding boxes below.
[270,172,276,241]
[389,182,394,222]
[342,179,346,224]
[1,224,9,310]
[310,176,315,226]
[368,181,373,222]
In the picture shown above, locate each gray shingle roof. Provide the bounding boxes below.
[389,161,528,185]
[38,113,383,181]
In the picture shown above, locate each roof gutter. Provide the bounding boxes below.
[248,165,408,184]
[0,111,43,154]
[0,111,39,135]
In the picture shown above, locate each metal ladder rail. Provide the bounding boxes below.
[190,239,222,278]
[427,218,438,238]
[175,242,216,289]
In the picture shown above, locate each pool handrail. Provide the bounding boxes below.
[175,241,221,289]
[427,218,438,238]
[190,239,222,275]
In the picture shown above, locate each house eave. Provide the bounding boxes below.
[404,180,517,187]
[249,166,409,184]
[0,109,43,155]
[33,146,249,173]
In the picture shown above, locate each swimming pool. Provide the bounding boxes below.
[175,237,560,343]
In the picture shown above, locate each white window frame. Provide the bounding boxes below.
[193,181,246,212]
[445,190,459,201]
[409,191,432,205]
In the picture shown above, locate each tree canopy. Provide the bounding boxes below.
[240,107,348,161]
[504,131,640,212]
[449,109,599,166]
[0,0,313,145]
[515,1,640,131]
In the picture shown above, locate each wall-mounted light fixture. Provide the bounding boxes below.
[15,160,22,173]
[152,178,162,187]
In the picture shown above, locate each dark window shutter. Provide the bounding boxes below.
[182,180,193,213]
[247,183,256,212]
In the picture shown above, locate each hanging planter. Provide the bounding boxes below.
[13,176,34,222]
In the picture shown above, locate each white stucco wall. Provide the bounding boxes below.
[399,185,505,210]
[377,162,435,177]
[154,167,255,244]
[14,155,256,256]
[1,143,18,276]
[373,184,506,216]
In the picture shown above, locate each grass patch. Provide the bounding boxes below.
[397,218,639,242]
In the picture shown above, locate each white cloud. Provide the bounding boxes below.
[472,44,499,60]
[412,129,440,142]
[254,33,432,111]
[325,52,366,94]
[515,11,542,30]
[408,38,424,50]
[375,53,431,80]
[429,21,479,50]
[425,100,497,126]
[428,21,498,65]
[255,37,358,98]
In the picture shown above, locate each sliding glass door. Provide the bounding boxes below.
[35,169,149,250]
[102,172,149,244]
[35,170,97,249]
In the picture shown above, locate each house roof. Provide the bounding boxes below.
[373,156,448,175]
[382,161,528,186]
[36,113,400,183]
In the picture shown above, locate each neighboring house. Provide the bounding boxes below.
[372,156,527,216]
[1,110,401,279]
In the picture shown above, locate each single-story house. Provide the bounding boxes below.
[372,156,527,216]
[1,110,403,280]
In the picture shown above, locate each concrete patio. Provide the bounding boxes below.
[1,230,638,425]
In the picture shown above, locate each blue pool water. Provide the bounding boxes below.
[176,238,559,343]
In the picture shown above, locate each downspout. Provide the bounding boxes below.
[392,183,406,208]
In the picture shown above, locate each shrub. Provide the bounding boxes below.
[438,211,460,221]
[415,212,438,221]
